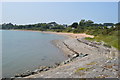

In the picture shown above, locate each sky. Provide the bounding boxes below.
[1,2,118,25]
[1,0,119,2]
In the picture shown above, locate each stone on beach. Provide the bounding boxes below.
[23,35,118,78]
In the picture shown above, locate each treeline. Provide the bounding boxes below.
[65,20,119,36]
[1,20,120,49]
[1,19,120,36]
[1,22,65,31]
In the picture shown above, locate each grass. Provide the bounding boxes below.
[85,34,119,50]
[77,68,87,71]
[75,67,93,72]
[85,37,95,41]
[75,68,87,76]
[95,35,119,50]
[86,62,96,65]
[75,68,87,73]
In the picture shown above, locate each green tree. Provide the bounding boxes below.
[85,20,94,26]
[79,19,85,26]
[115,22,120,30]
[71,22,78,28]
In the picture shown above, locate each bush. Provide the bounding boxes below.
[85,37,94,41]
[73,29,80,33]
[103,43,111,48]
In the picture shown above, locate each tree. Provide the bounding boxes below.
[79,19,85,26]
[2,23,14,29]
[104,26,108,29]
[71,22,78,28]
[85,20,94,26]
[115,22,120,30]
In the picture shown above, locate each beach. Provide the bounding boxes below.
[2,1,119,79]
[10,30,94,39]
[4,30,118,78]
[42,31,94,39]
[19,31,119,78]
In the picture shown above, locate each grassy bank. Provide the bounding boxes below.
[85,31,119,50]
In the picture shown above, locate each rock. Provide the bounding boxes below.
[52,65,58,68]
[37,66,51,72]
[14,74,21,77]
[43,67,50,71]
[20,73,30,77]
[61,58,71,65]
[39,66,46,69]
[71,53,79,59]
[83,54,88,57]
[17,70,34,77]
[105,60,111,63]
[79,53,88,57]
[14,66,52,78]
[68,54,72,58]
[113,66,118,71]
[68,58,72,62]
[16,77,22,78]
[60,53,88,66]
[63,60,69,64]
[39,66,48,70]
[93,67,104,72]
[93,41,101,45]
[103,44,111,48]
[55,62,60,66]
[33,69,39,73]
[10,77,15,79]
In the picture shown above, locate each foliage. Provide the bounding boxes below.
[71,22,78,28]
[86,62,96,65]
[75,68,87,72]
[1,20,119,50]
[86,35,119,50]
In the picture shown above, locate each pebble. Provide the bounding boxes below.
[14,38,118,78]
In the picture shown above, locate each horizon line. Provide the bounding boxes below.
[0,21,118,25]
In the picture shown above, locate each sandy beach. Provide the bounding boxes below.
[10,30,94,39]
[42,31,94,39]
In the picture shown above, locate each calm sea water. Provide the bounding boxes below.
[2,30,67,78]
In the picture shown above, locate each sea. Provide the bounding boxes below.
[1,30,67,78]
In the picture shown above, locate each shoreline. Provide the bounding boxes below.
[10,29,95,59]
[7,29,94,78]
[3,29,118,78]
[8,29,94,39]
[42,31,94,39]
[8,29,95,57]
[24,37,118,78]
